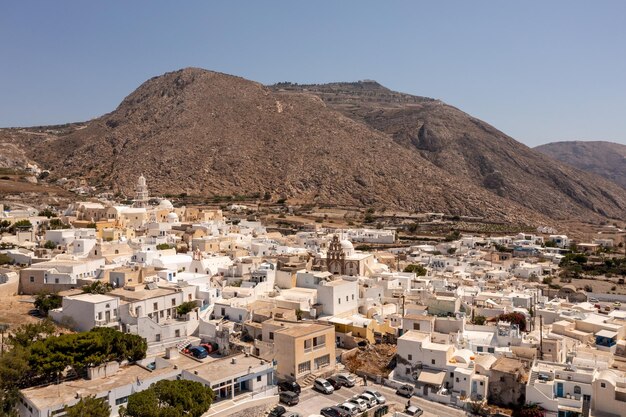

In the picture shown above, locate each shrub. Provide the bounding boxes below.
[176,301,197,316]
[497,312,527,332]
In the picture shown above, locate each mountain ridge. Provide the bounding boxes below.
[535,140,626,189]
[0,67,624,225]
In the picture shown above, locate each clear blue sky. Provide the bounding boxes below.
[1,1,625,146]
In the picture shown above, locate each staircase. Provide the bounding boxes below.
[300,373,317,387]
[177,338,193,352]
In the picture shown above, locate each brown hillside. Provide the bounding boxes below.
[271,82,626,220]
[25,68,544,224]
[536,141,626,190]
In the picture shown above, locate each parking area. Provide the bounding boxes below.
[284,380,463,417]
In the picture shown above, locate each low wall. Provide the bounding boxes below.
[204,394,278,417]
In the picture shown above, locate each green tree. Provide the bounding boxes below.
[497,312,527,332]
[38,209,57,218]
[121,380,214,417]
[43,240,56,249]
[176,301,197,316]
[82,281,112,294]
[12,220,32,229]
[7,320,56,349]
[48,218,69,230]
[156,243,173,250]
[64,395,111,417]
[34,292,62,315]
[0,253,11,265]
[472,315,486,326]
[403,264,427,276]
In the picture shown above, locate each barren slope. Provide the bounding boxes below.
[536,141,626,189]
[27,68,543,223]
[271,82,626,220]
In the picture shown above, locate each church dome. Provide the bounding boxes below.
[159,199,174,210]
[166,212,179,223]
[340,240,354,250]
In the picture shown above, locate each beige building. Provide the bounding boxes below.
[255,319,336,381]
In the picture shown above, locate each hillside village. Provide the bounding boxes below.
[1,175,626,417]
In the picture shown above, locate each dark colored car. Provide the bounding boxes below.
[326,376,342,390]
[200,341,219,353]
[396,384,414,398]
[278,380,301,394]
[320,406,349,417]
[268,405,286,417]
[279,391,299,406]
[188,346,208,359]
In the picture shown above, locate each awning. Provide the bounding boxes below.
[417,370,446,386]
[558,404,582,413]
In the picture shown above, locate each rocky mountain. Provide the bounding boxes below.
[535,141,626,189]
[1,68,624,224]
[271,81,626,220]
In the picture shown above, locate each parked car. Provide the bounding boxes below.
[337,402,358,416]
[314,378,334,395]
[363,389,386,404]
[188,346,208,359]
[589,297,599,303]
[335,373,356,387]
[357,393,377,408]
[200,341,219,353]
[278,380,301,394]
[404,405,423,416]
[347,397,368,412]
[320,407,349,417]
[326,376,342,390]
[395,384,414,398]
[279,391,299,406]
[268,405,286,417]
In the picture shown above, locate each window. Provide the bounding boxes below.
[601,383,606,388]
[269,332,274,340]
[406,367,411,375]
[431,359,435,365]
[297,361,311,374]
[171,298,176,306]
[574,386,581,395]
[450,372,454,377]
[352,294,355,300]
[408,354,412,361]
[487,347,495,353]
[54,278,59,284]
[153,302,158,311]
[314,354,330,369]
[480,381,484,386]
[338,298,341,305]
[346,296,349,302]
[175,329,180,338]
[257,375,262,382]
[456,378,459,383]
[500,377,505,382]
[115,396,129,405]
[30,276,35,283]
[413,323,420,331]
[477,346,483,352]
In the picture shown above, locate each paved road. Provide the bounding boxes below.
[286,380,466,417]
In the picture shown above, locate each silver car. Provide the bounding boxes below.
[313,378,334,395]
[348,397,368,412]
[364,389,386,404]
[358,393,377,408]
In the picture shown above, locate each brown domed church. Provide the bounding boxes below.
[326,235,375,276]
